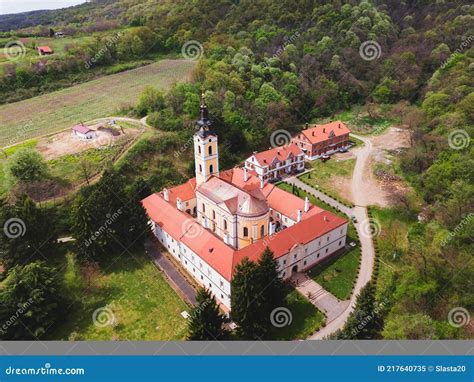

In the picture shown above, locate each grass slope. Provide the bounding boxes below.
[51,249,189,340]
[0,59,195,148]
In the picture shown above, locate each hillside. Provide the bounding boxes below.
[0,0,472,341]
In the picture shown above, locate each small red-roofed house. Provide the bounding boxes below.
[37,46,53,55]
[292,121,351,160]
[72,124,97,140]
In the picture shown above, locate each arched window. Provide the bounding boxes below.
[260,225,264,237]
[209,164,214,173]
[212,210,216,219]
[198,146,201,154]
[224,219,227,230]
[199,164,202,173]
[243,227,248,237]
[208,145,212,155]
[202,203,206,213]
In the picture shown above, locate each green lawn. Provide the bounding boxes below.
[0,59,195,148]
[299,158,355,206]
[50,249,190,340]
[267,288,325,340]
[308,246,361,300]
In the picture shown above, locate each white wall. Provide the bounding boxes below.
[153,222,232,308]
[152,220,348,310]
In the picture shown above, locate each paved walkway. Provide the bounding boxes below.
[144,239,197,306]
[285,176,353,217]
[291,273,349,323]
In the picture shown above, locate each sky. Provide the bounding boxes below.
[0,0,87,15]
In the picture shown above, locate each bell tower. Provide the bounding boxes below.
[194,91,219,186]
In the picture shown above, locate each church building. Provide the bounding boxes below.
[142,94,349,309]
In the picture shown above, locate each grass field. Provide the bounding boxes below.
[308,247,361,300]
[51,249,189,340]
[268,288,325,340]
[0,59,195,148]
[299,158,355,206]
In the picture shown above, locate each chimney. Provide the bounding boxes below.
[324,215,328,222]
[163,188,169,201]
[304,196,310,213]
[176,197,183,211]
[312,131,314,136]
[338,123,341,129]
[323,128,326,133]
[244,167,248,182]
[260,178,264,189]
[297,209,302,222]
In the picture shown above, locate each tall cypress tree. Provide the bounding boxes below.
[187,287,228,340]
[231,257,266,339]
[257,247,285,320]
[332,282,382,339]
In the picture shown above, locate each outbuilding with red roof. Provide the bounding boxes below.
[37,46,53,55]
[292,121,351,160]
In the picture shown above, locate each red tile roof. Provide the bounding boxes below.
[262,184,323,221]
[251,143,303,167]
[72,124,94,134]
[219,167,260,191]
[38,46,53,53]
[165,178,196,204]
[299,121,351,144]
[142,193,235,280]
[233,211,347,269]
[142,189,347,281]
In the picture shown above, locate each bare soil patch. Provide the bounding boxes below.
[362,127,411,207]
[37,124,142,160]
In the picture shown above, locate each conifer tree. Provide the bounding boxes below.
[187,287,228,340]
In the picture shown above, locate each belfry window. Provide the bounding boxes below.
[199,164,202,173]
[198,146,201,154]
[208,145,212,155]
[210,164,214,173]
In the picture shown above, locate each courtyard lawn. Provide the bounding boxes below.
[50,249,190,340]
[267,288,325,340]
[299,158,355,207]
[308,246,361,300]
